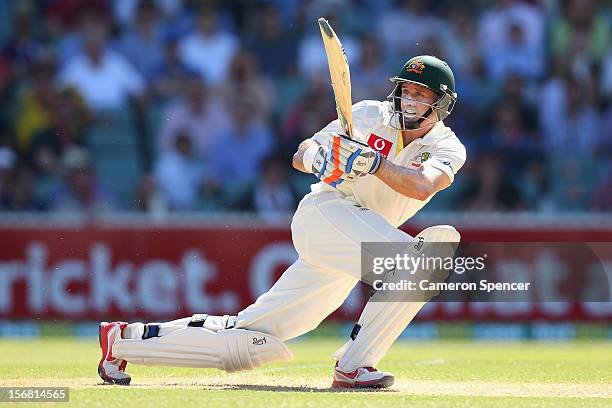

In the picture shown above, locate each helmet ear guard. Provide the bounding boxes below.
[432,83,457,121]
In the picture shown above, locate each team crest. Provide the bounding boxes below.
[407,60,425,74]
[410,152,431,168]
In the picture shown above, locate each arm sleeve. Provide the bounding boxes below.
[425,139,467,184]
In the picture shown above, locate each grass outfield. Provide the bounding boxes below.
[0,337,610,407]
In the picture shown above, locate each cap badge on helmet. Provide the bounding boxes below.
[406,60,425,74]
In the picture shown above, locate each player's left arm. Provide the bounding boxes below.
[374,143,467,201]
[374,160,449,201]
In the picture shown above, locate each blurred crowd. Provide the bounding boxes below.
[0,0,610,218]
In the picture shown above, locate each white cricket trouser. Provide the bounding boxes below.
[117,190,446,372]
[234,190,415,348]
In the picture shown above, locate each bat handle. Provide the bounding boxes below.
[338,133,369,148]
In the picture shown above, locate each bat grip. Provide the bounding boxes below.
[339,133,369,148]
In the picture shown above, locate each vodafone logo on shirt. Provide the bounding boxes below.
[367,133,393,158]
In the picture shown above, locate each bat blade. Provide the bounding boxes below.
[318,17,353,138]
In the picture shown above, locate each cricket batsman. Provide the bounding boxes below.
[98,55,466,389]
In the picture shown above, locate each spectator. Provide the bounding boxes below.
[209,102,274,189]
[158,75,231,159]
[484,100,542,175]
[58,18,146,111]
[477,0,545,81]
[47,4,111,65]
[27,88,90,176]
[0,1,607,217]
[119,0,166,82]
[177,7,238,86]
[235,155,298,220]
[2,8,44,80]
[153,131,206,211]
[443,5,480,87]
[496,75,539,132]
[457,151,524,212]
[223,49,277,121]
[552,159,593,211]
[280,78,337,156]
[550,0,610,71]
[519,161,552,212]
[539,74,603,156]
[352,35,389,102]
[245,4,297,77]
[45,0,109,32]
[377,0,447,61]
[112,0,186,27]
[1,165,45,211]
[50,146,117,213]
[487,20,545,82]
[297,14,361,80]
[150,37,195,100]
[13,59,56,152]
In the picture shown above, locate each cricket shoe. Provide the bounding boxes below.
[331,362,394,389]
[98,321,131,385]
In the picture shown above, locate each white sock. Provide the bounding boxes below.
[122,317,193,340]
[122,323,144,339]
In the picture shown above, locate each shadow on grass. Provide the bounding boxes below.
[205,384,397,393]
[96,382,396,393]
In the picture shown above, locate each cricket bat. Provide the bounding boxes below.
[318,17,355,139]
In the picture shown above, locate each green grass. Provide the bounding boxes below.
[0,337,610,407]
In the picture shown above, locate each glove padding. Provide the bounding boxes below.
[328,134,381,177]
[310,144,355,188]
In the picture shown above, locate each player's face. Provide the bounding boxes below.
[400,82,437,122]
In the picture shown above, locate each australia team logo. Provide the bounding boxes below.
[367,133,393,158]
[411,151,431,168]
[407,60,425,74]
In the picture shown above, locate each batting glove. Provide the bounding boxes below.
[304,144,355,188]
[328,134,382,178]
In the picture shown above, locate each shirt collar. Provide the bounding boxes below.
[415,121,446,146]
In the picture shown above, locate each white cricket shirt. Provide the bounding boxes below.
[310,100,467,227]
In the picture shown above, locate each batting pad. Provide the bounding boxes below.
[334,225,460,371]
[113,327,293,372]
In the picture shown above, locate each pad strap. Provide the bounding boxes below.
[188,314,236,331]
[142,324,160,339]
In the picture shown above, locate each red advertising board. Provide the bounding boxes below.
[0,220,611,322]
